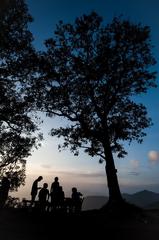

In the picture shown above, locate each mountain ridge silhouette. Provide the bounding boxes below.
[82,190,159,210]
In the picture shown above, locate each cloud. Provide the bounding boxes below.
[47,169,105,179]
[148,150,159,165]
[128,171,140,176]
[130,160,140,170]
[127,160,140,176]
[41,164,52,169]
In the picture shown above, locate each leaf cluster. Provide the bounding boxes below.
[37,12,156,160]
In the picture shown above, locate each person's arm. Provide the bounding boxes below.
[50,183,53,193]
[47,190,50,200]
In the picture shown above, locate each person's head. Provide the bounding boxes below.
[72,187,77,193]
[37,176,43,181]
[54,177,58,182]
[43,183,48,189]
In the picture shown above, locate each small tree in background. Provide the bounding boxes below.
[0,0,42,187]
[33,12,156,203]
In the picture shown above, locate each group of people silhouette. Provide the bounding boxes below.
[30,176,83,213]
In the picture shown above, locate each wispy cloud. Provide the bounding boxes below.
[41,164,52,169]
[126,159,140,176]
[128,171,140,176]
[47,169,105,178]
[130,159,140,170]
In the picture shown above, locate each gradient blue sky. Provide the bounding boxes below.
[12,0,159,200]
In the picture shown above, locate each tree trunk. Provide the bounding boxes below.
[103,142,123,202]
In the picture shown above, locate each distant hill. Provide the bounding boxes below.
[82,196,108,211]
[123,190,159,208]
[82,190,159,210]
[144,201,159,209]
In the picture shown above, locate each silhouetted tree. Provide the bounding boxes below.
[0,0,42,187]
[35,12,157,202]
[0,158,26,191]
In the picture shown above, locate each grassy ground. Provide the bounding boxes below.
[0,206,159,240]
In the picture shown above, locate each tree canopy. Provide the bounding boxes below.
[0,0,41,189]
[36,12,156,156]
[32,12,157,201]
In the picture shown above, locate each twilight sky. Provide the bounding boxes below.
[12,0,159,200]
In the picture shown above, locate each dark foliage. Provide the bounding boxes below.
[30,12,157,200]
[0,0,42,189]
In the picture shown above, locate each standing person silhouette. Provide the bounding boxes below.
[0,176,10,208]
[38,183,49,212]
[31,176,43,206]
[71,187,83,213]
[57,186,65,210]
[50,176,60,211]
